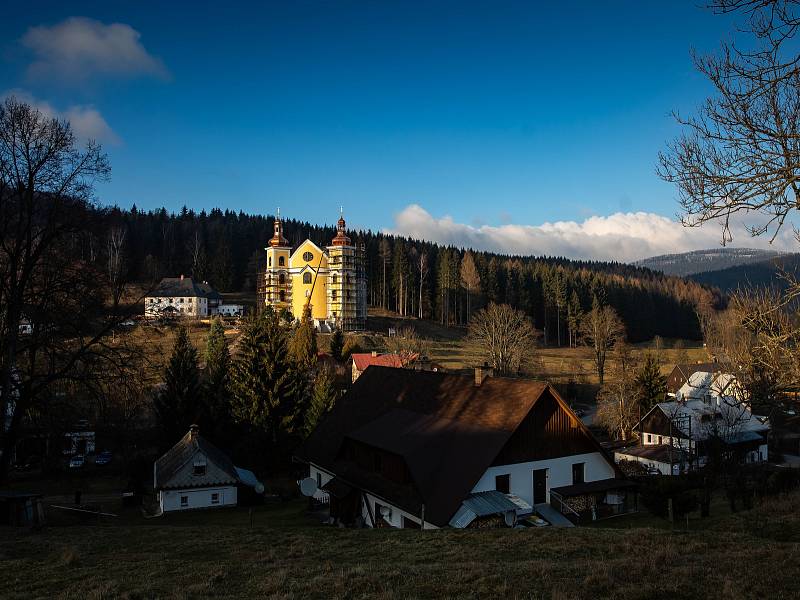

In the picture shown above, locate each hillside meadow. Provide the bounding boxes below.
[2,491,799,599]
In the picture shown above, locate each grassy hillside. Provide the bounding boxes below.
[2,492,800,599]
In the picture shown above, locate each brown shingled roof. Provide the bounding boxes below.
[301,366,551,526]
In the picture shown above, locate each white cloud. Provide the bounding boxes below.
[21,17,168,81]
[3,89,120,145]
[386,204,798,262]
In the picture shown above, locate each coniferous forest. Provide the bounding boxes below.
[110,205,719,343]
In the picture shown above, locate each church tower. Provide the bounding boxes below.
[264,210,291,312]
[326,210,366,331]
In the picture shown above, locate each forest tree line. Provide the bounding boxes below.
[108,205,720,343]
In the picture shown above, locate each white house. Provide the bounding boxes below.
[145,275,222,319]
[624,371,770,472]
[154,426,240,513]
[301,366,633,528]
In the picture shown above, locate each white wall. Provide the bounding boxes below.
[470,452,616,506]
[159,486,237,512]
[614,452,678,476]
[309,463,437,529]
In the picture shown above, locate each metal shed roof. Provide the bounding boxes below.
[448,490,519,528]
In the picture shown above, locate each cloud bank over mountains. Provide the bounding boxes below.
[386,204,797,263]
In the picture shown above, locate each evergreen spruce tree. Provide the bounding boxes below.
[305,363,339,436]
[329,326,345,362]
[636,352,668,413]
[230,309,296,443]
[154,326,201,445]
[203,318,232,437]
[289,305,318,370]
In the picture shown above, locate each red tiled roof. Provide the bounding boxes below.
[351,353,415,371]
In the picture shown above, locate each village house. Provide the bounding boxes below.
[350,352,417,383]
[666,361,726,396]
[618,371,770,473]
[145,275,222,319]
[154,426,244,513]
[300,366,634,529]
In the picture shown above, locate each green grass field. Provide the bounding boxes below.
[2,491,800,599]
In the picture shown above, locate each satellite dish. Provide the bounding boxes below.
[299,477,318,497]
[504,511,517,527]
[255,482,265,495]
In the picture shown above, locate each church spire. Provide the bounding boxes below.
[269,208,289,247]
[331,208,351,246]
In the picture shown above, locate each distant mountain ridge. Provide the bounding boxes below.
[635,248,788,277]
[688,254,800,293]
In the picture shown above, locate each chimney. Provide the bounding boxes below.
[189,424,199,439]
[475,362,493,387]
[371,351,378,357]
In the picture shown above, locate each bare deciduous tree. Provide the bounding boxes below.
[595,343,640,441]
[0,96,139,482]
[107,226,127,314]
[385,325,430,367]
[580,302,625,384]
[460,250,480,320]
[659,0,800,242]
[416,249,429,319]
[467,303,537,374]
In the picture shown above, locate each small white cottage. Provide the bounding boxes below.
[154,425,239,513]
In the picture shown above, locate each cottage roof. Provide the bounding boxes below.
[303,366,566,526]
[148,277,223,300]
[351,353,416,371]
[154,427,239,490]
[644,398,769,442]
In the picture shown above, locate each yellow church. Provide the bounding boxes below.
[263,210,367,332]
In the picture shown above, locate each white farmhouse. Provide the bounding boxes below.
[300,366,634,528]
[154,426,239,513]
[618,371,770,473]
[145,275,222,319]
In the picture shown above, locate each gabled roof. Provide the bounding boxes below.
[154,428,239,490]
[351,353,416,371]
[148,277,222,300]
[302,366,602,526]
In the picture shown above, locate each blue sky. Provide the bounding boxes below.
[4,1,781,260]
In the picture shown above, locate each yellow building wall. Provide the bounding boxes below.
[289,240,329,320]
[265,247,291,311]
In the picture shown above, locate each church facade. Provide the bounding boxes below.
[263,212,367,332]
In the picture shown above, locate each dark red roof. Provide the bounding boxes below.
[302,366,552,526]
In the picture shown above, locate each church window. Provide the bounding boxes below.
[279,273,285,284]
[303,272,312,284]
[303,251,314,262]
[332,290,337,300]
[279,256,285,266]
[332,274,338,284]
[279,291,286,302]
[268,257,272,267]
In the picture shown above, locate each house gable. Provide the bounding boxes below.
[639,406,689,439]
[492,387,611,466]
